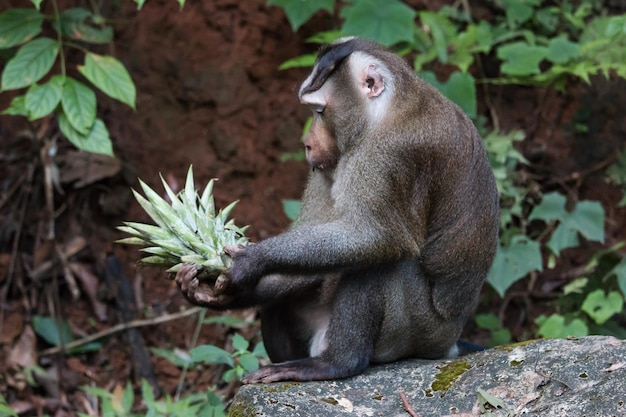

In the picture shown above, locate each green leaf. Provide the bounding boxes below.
[58,112,114,156]
[267,0,334,31]
[1,37,59,91]
[609,257,626,296]
[25,75,64,120]
[30,0,44,9]
[61,77,96,134]
[53,8,113,44]
[282,199,301,221]
[419,11,456,63]
[252,342,268,358]
[547,37,580,64]
[238,353,259,372]
[134,0,147,10]
[475,313,501,331]
[487,235,543,297]
[568,200,604,242]
[202,315,251,327]
[581,289,623,325]
[279,53,317,70]
[150,347,194,367]
[500,0,539,28]
[78,53,136,109]
[0,8,44,49]
[190,345,234,367]
[528,192,567,222]
[1,95,29,117]
[232,333,249,352]
[421,71,476,118]
[32,315,74,346]
[535,314,588,338]
[341,0,416,46]
[122,383,134,412]
[497,42,548,76]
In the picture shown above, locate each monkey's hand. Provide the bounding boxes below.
[215,244,265,295]
[175,263,234,309]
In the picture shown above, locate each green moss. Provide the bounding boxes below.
[228,398,256,417]
[371,393,384,401]
[431,360,472,392]
[494,339,538,352]
[509,360,524,367]
[260,382,301,393]
[321,397,339,405]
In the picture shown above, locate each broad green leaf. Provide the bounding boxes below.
[547,37,580,64]
[341,0,416,46]
[252,342,268,358]
[238,353,259,372]
[279,53,317,70]
[609,257,626,296]
[581,289,623,325]
[1,37,59,91]
[1,95,29,117]
[190,345,234,367]
[568,200,604,242]
[535,314,588,338]
[419,11,456,63]
[149,347,194,367]
[487,235,542,297]
[134,0,147,10]
[58,112,114,156]
[122,383,134,412]
[528,192,567,222]
[477,388,506,412]
[420,71,476,118]
[52,8,113,44]
[0,9,44,49]
[32,315,74,346]
[232,333,249,352]
[61,77,96,134]
[267,0,334,31]
[30,0,44,9]
[497,42,548,76]
[25,75,64,120]
[78,53,136,109]
[500,0,539,28]
[306,30,342,44]
[475,313,501,331]
[422,71,476,118]
[282,199,301,221]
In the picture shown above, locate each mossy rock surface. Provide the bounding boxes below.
[230,336,626,416]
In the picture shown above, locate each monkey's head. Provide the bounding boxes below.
[297,38,400,171]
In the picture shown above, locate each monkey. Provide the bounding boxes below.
[175,37,499,384]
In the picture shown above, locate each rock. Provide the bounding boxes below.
[229,336,626,417]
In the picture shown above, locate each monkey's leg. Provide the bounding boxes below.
[260,302,311,363]
[243,271,383,383]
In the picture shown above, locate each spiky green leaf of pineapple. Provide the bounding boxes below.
[117,166,248,279]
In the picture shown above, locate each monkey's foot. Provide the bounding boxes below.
[242,358,353,384]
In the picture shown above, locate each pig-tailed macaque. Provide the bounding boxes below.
[176,37,499,383]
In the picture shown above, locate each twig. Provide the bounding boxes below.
[39,307,203,355]
[400,392,421,417]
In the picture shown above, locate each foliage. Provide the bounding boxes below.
[475,313,512,347]
[79,381,226,417]
[0,6,133,155]
[0,393,17,417]
[32,315,102,354]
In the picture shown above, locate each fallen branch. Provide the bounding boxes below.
[39,306,203,356]
[400,392,421,417]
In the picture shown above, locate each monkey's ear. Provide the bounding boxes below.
[361,64,385,98]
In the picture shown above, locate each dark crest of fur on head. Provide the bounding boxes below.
[300,38,359,95]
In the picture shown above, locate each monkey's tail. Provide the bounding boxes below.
[456,339,486,356]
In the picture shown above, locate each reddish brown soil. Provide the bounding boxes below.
[0,0,625,414]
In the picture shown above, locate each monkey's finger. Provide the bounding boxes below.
[214,273,231,294]
[175,263,197,289]
[224,244,245,257]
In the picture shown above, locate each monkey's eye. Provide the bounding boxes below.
[312,105,325,115]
